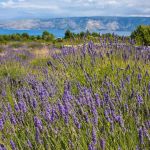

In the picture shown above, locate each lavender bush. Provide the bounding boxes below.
[0,35,150,149]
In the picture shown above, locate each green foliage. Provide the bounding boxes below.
[64,29,74,39]
[42,31,55,41]
[0,31,55,42]
[131,25,150,46]
[30,57,50,67]
[0,62,27,79]
[22,33,30,40]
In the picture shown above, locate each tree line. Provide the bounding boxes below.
[0,31,55,42]
[0,26,149,46]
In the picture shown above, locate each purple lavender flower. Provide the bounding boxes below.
[34,116,43,130]
[92,105,98,125]
[138,73,142,81]
[103,93,110,104]
[35,127,41,143]
[7,103,12,112]
[0,119,4,131]
[104,110,111,123]
[136,93,143,106]
[10,140,16,150]
[1,90,6,97]
[50,107,56,123]
[84,113,89,123]
[58,102,65,116]
[14,103,20,112]
[18,100,27,113]
[100,138,106,150]
[145,120,150,129]
[45,110,51,122]
[32,98,37,109]
[92,127,97,144]
[115,115,124,128]
[73,115,81,129]
[110,122,114,133]
[126,75,130,83]
[0,144,6,150]
[124,104,129,112]
[27,139,32,148]
[95,93,101,107]
[88,143,95,150]
[138,127,144,145]
[10,114,17,125]
[136,145,140,150]
[143,126,150,141]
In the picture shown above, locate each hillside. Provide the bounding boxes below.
[0,16,150,31]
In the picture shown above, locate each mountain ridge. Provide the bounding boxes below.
[0,16,149,31]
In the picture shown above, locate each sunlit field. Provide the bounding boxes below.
[0,35,150,150]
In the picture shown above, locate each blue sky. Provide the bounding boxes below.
[0,0,150,20]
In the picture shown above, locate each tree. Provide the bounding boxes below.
[64,29,73,39]
[42,31,55,41]
[22,33,30,40]
[131,25,150,46]
[11,34,21,41]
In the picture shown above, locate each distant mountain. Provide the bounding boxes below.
[0,16,150,32]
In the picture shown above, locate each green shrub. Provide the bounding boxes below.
[131,25,150,46]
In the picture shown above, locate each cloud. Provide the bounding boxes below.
[0,0,58,10]
[106,21,119,31]
[0,0,150,20]
[1,0,15,8]
[86,20,105,31]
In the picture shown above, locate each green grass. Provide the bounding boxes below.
[0,62,27,79]
[0,39,150,150]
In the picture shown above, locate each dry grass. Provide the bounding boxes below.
[31,46,50,58]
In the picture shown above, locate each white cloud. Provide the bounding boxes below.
[0,0,58,10]
[86,20,105,31]
[1,0,15,8]
[106,21,119,30]
[0,0,150,20]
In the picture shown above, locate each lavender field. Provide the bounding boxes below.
[0,35,150,150]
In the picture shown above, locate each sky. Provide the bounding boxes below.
[0,0,150,20]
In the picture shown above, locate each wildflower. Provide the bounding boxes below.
[10,140,16,150]
[95,93,101,107]
[124,104,129,112]
[84,113,89,123]
[35,127,41,143]
[0,119,4,131]
[10,114,17,125]
[73,115,81,129]
[27,139,32,148]
[92,127,97,144]
[138,127,144,144]
[18,100,27,113]
[34,116,43,130]
[136,93,143,106]
[14,103,20,112]
[100,138,106,150]
[143,126,150,141]
[32,98,37,109]
[115,115,124,128]
[0,144,6,150]
[88,143,95,150]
